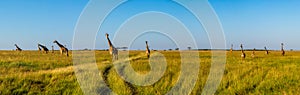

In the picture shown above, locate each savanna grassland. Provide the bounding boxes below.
[0,50,299,94]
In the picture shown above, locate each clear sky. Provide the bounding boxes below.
[0,0,299,50]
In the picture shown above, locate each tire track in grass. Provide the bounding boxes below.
[239,65,260,79]
[101,64,113,92]
[101,64,138,94]
[1,65,74,78]
[116,64,138,95]
[1,60,111,78]
[225,65,264,92]
[252,68,270,90]
[101,53,146,94]
[224,66,257,89]
[237,68,271,94]
[2,53,145,94]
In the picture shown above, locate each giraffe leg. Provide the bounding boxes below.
[113,54,115,60]
[66,50,69,57]
[112,54,117,60]
[115,52,118,60]
[60,49,63,55]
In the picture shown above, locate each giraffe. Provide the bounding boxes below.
[38,45,41,53]
[14,44,22,51]
[53,40,69,56]
[105,33,118,60]
[281,43,285,56]
[38,43,49,54]
[251,48,256,58]
[52,46,54,53]
[240,44,246,59]
[264,46,269,55]
[145,41,150,58]
[230,44,233,54]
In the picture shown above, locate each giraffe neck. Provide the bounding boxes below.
[38,44,42,48]
[55,42,65,48]
[107,37,114,48]
[146,43,149,49]
[39,45,46,49]
[15,45,20,49]
[241,47,244,53]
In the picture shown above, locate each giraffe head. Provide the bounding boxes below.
[105,33,109,38]
[53,40,58,43]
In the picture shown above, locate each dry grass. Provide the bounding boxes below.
[0,50,299,94]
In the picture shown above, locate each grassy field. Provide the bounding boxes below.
[0,50,299,94]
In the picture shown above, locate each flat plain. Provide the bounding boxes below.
[0,50,299,94]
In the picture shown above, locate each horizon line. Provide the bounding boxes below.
[1,49,299,51]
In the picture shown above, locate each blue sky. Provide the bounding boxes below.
[0,0,299,50]
[211,0,300,50]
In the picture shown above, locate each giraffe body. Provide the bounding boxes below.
[251,48,256,58]
[53,40,69,56]
[281,43,285,56]
[52,46,54,53]
[38,44,49,54]
[106,33,118,60]
[230,44,233,54]
[146,41,150,58]
[14,44,22,51]
[240,44,246,59]
[264,47,269,55]
[38,46,41,53]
